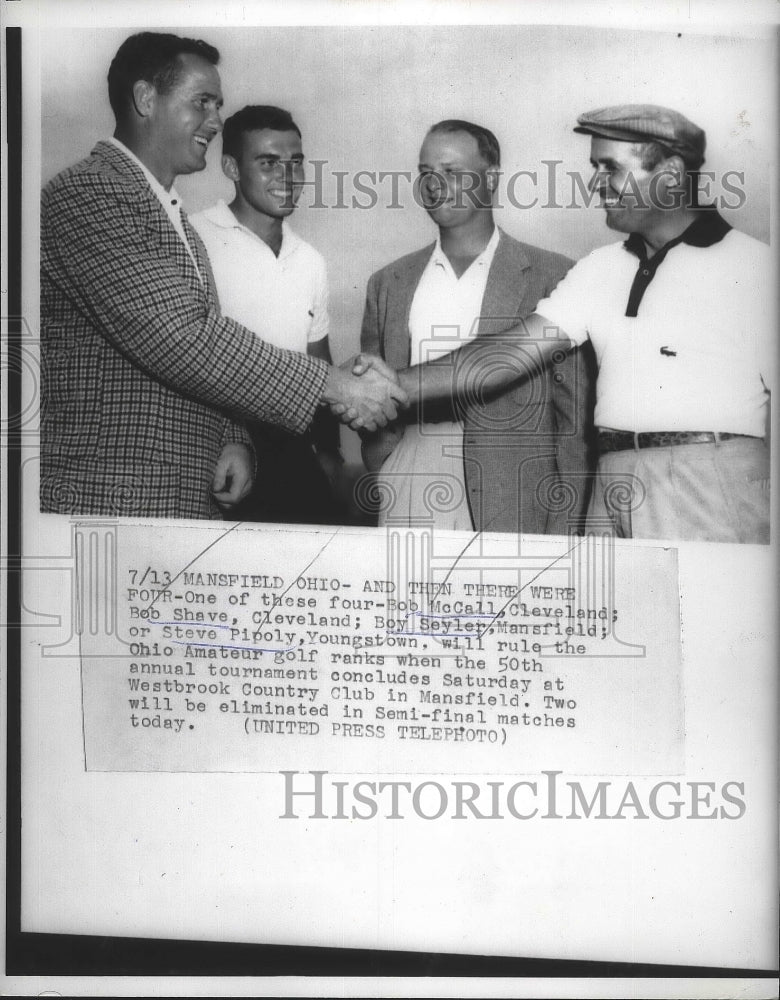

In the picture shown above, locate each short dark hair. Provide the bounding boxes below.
[221,105,302,160]
[637,140,703,207]
[638,139,704,172]
[108,32,220,123]
[426,119,501,168]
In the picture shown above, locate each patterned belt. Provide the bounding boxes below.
[597,429,758,454]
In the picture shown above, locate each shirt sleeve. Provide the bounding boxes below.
[751,243,775,392]
[187,212,208,246]
[308,250,330,345]
[532,252,597,347]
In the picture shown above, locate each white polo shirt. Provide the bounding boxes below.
[189,200,328,351]
[534,223,773,436]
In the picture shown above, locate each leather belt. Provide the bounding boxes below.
[597,429,758,454]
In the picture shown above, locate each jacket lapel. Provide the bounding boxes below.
[384,244,435,369]
[182,212,219,310]
[477,229,530,336]
[379,230,532,363]
[92,141,210,307]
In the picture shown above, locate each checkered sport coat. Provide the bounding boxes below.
[40,140,328,519]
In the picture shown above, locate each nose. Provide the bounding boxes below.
[274,160,299,187]
[423,171,447,201]
[206,104,223,134]
[588,168,606,195]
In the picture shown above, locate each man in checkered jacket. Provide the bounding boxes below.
[40,31,403,520]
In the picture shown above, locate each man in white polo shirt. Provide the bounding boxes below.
[355,104,772,543]
[191,105,343,523]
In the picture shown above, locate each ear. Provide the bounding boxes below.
[660,154,685,189]
[222,154,240,183]
[131,79,156,119]
[485,167,499,194]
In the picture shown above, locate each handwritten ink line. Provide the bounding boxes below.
[144,520,246,612]
[170,640,296,654]
[477,537,585,641]
[410,610,494,619]
[154,622,233,629]
[276,529,342,603]
[392,530,486,633]
[385,631,478,639]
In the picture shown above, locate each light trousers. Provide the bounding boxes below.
[587,437,770,544]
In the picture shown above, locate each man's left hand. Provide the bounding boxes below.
[212,443,254,511]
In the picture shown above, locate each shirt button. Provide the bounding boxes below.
[642,269,650,276]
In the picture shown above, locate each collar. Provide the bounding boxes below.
[621,209,733,318]
[203,200,299,257]
[431,224,500,270]
[623,208,732,261]
[108,137,183,207]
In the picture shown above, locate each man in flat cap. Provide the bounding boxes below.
[353,104,772,543]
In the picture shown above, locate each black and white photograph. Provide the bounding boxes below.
[2,0,778,997]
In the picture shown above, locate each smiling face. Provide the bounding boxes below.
[225,128,305,220]
[417,129,495,229]
[589,136,666,238]
[146,53,223,185]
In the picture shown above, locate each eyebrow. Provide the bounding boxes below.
[590,157,622,169]
[418,161,459,171]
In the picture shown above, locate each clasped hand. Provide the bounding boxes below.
[324,354,405,431]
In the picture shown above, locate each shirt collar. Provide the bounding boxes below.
[432,224,500,270]
[108,137,183,207]
[278,222,300,260]
[204,200,300,257]
[623,208,732,260]
[621,209,733,319]
[203,199,240,229]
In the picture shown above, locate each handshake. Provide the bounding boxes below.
[322,354,408,432]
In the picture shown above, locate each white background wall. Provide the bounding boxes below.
[41,23,775,374]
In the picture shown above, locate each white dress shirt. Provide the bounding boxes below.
[108,137,202,282]
[378,227,500,530]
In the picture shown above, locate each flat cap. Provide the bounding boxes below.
[574,104,706,168]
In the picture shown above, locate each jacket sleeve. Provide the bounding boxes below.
[219,419,254,452]
[359,272,382,357]
[41,173,328,435]
[358,272,405,472]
